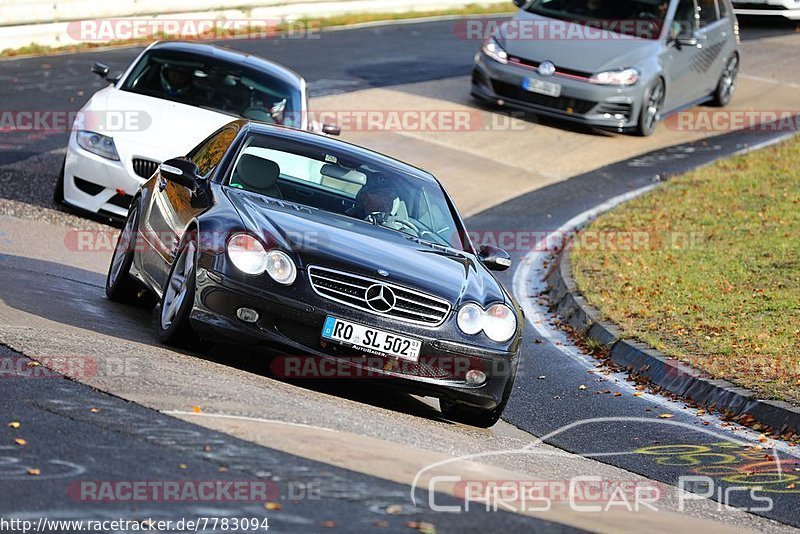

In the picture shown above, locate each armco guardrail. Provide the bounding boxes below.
[0,0,506,27]
[0,0,508,53]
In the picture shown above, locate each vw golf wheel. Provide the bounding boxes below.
[713,54,739,107]
[636,79,665,137]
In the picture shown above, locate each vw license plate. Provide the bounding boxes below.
[322,316,422,362]
[522,77,562,98]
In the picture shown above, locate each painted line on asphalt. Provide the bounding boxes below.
[164,410,338,432]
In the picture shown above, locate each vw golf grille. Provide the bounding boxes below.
[308,266,451,326]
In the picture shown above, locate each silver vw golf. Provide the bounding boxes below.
[472,0,740,135]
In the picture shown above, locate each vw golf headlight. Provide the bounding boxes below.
[457,302,517,342]
[76,130,119,161]
[588,68,639,86]
[482,37,508,65]
[227,234,297,285]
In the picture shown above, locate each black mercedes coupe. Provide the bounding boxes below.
[106,120,522,427]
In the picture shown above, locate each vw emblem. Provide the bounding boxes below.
[365,284,396,313]
[538,61,556,77]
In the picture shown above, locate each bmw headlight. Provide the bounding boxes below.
[457,302,517,342]
[482,38,508,65]
[588,68,639,86]
[76,130,119,161]
[227,234,268,275]
[264,250,297,285]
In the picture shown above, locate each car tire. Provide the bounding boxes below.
[712,54,738,107]
[52,156,66,204]
[155,235,197,347]
[105,202,141,304]
[636,79,665,137]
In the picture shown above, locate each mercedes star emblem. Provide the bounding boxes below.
[365,284,396,313]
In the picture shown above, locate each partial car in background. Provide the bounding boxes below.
[54,41,339,220]
[733,0,800,19]
[105,120,522,427]
[472,0,741,135]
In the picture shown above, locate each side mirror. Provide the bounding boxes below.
[322,123,341,136]
[676,34,699,47]
[513,0,527,7]
[91,62,110,79]
[478,244,512,272]
[160,158,202,191]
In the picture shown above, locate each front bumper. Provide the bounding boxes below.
[62,131,154,219]
[190,266,519,410]
[472,53,646,132]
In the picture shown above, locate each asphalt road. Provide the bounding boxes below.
[1,15,800,533]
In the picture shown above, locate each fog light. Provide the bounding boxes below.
[465,369,487,385]
[236,307,259,323]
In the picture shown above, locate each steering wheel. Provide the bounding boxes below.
[391,218,421,236]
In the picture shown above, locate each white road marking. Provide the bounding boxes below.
[164,410,338,433]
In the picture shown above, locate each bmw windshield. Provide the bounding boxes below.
[121,50,304,128]
[522,0,670,39]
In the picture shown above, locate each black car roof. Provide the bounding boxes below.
[237,120,438,184]
[148,41,303,88]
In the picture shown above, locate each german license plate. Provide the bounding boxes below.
[321,316,422,362]
[522,77,562,98]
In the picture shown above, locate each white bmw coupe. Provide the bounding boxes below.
[54,41,337,220]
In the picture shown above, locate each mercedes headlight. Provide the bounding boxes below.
[264,250,297,285]
[227,234,268,275]
[457,303,517,342]
[457,303,484,335]
[76,130,119,161]
[482,38,508,65]
[482,304,517,343]
[588,68,639,86]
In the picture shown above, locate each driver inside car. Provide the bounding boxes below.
[348,179,401,227]
[160,64,195,98]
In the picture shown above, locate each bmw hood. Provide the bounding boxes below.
[500,12,661,73]
[79,86,233,161]
[224,189,507,307]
